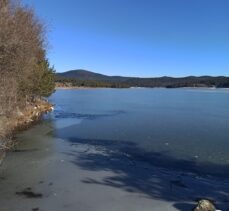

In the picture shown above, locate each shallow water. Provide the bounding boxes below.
[49,88,229,177]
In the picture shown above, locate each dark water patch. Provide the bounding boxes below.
[173,202,196,211]
[0,175,6,180]
[13,148,39,153]
[54,110,125,120]
[170,179,187,189]
[16,187,43,198]
[66,137,229,179]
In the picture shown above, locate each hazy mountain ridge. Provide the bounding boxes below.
[56,69,130,82]
[56,69,229,88]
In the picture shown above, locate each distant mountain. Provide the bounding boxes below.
[55,69,229,88]
[56,69,129,82]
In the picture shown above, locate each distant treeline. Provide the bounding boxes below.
[55,79,130,88]
[56,70,229,88]
[125,76,229,88]
[0,0,55,116]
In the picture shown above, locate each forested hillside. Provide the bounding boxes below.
[56,70,229,88]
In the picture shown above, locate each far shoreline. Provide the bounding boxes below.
[55,86,99,90]
[55,86,229,90]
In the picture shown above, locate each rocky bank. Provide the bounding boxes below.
[0,98,53,164]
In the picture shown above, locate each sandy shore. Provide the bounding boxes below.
[0,121,228,211]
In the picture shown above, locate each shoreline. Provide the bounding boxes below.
[55,86,102,90]
[0,99,53,164]
[55,86,229,90]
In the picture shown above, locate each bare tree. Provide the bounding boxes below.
[0,0,54,117]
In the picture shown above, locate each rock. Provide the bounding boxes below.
[194,199,216,211]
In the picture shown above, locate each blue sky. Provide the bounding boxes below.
[22,0,229,77]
